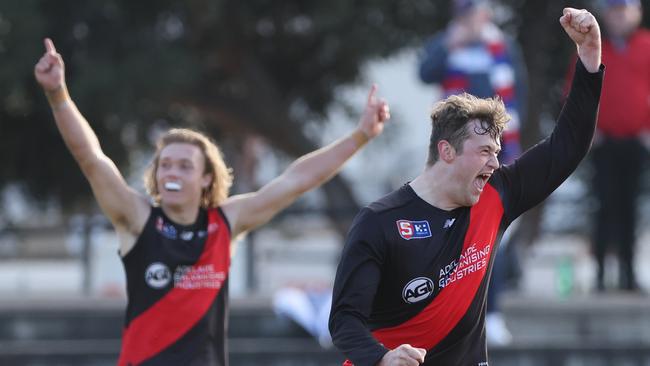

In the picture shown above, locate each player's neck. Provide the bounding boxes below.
[410,165,461,211]
[160,202,201,226]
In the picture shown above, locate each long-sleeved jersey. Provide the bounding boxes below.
[329,59,603,366]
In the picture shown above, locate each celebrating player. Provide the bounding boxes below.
[329,8,602,366]
[34,37,389,366]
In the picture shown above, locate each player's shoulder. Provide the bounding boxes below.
[366,184,417,215]
[488,165,512,195]
[346,186,414,248]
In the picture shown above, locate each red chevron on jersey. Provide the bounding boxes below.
[118,209,230,366]
[371,184,503,350]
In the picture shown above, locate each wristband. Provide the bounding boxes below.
[46,86,71,109]
[351,130,369,149]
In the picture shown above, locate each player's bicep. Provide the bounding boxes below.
[332,211,387,317]
[498,137,565,220]
[329,237,386,359]
[333,247,384,314]
[222,174,303,237]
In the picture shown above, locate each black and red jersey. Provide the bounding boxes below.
[118,206,231,366]
[329,60,603,366]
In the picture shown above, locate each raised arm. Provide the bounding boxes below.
[34,38,149,252]
[497,8,603,220]
[221,85,390,238]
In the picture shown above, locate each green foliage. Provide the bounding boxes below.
[3,0,649,213]
[0,0,449,211]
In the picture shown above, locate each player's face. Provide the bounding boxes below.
[156,143,212,209]
[450,120,500,206]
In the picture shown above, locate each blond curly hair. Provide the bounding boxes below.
[144,128,233,208]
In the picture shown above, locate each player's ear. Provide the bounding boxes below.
[201,173,213,189]
[438,140,456,162]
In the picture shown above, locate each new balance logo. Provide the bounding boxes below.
[444,218,456,229]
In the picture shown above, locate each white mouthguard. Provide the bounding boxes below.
[164,182,182,191]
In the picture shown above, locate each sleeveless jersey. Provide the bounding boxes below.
[118,207,231,366]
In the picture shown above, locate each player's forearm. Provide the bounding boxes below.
[47,87,103,168]
[329,312,389,366]
[282,129,369,194]
[554,58,602,163]
[577,46,601,73]
[508,58,602,217]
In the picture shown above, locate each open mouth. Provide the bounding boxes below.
[164,181,182,192]
[474,173,491,192]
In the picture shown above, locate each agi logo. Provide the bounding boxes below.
[145,262,171,289]
[402,277,435,304]
[396,220,432,240]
